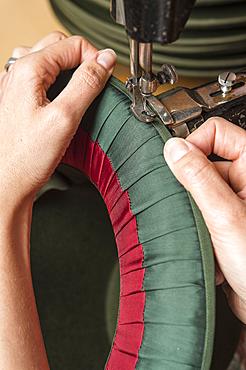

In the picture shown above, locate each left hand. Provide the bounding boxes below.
[0,32,116,209]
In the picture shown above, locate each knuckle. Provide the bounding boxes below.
[12,47,21,55]
[67,35,97,59]
[205,116,223,126]
[79,64,104,89]
[69,35,85,43]
[48,31,66,41]
[69,35,85,48]
[68,35,95,54]
[12,46,28,58]
[14,56,37,78]
[205,116,232,133]
[204,116,228,136]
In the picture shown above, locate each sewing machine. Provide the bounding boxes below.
[110,0,246,137]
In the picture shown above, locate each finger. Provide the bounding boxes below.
[31,31,67,52]
[163,137,244,228]
[187,117,246,160]
[13,36,98,96]
[7,32,67,75]
[6,46,31,73]
[187,117,246,197]
[229,152,246,195]
[49,48,116,125]
[213,161,231,183]
[10,32,66,60]
[12,46,31,58]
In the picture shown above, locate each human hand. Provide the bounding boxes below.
[163,117,246,324]
[0,32,116,208]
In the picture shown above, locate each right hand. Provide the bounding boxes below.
[163,117,246,324]
[0,32,116,209]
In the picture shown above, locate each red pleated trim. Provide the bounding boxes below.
[62,127,146,370]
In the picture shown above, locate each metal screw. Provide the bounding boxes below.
[218,72,237,94]
[157,64,178,85]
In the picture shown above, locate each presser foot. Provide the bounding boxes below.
[126,78,156,123]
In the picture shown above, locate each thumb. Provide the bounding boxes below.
[163,137,242,227]
[51,48,117,124]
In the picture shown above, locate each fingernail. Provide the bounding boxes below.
[97,49,117,70]
[164,138,190,163]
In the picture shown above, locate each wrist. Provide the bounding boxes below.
[0,192,33,219]
[0,195,33,257]
[0,195,49,369]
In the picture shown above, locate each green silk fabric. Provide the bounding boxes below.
[30,74,241,369]
[81,77,215,369]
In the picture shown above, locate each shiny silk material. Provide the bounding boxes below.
[61,76,216,370]
[41,73,242,369]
